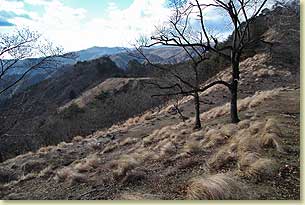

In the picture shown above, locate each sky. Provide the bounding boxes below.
[0,0,275,52]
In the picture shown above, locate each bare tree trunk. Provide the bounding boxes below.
[230,61,240,123]
[194,92,202,129]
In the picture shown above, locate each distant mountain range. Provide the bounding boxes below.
[0,46,192,101]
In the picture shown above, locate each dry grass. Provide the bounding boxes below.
[112,155,141,179]
[263,118,282,137]
[72,135,84,143]
[102,143,118,154]
[118,192,162,200]
[159,141,177,158]
[37,146,55,154]
[190,129,205,140]
[208,144,237,169]
[238,119,251,129]
[183,140,202,155]
[242,158,279,180]
[238,152,261,171]
[249,121,266,135]
[202,129,227,149]
[74,154,100,173]
[37,166,54,178]
[199,88,282,122]
[186,174,246,200]
[119,137,137,146]
[57,141,73,148]
[260,133,284,153]
[54,167,87,184]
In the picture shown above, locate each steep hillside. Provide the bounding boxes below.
[0,57,125,160]
[0,4,300,199]
[0,50,299,199]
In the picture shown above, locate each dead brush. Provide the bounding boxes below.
[143,126,178,147]
[158,140,177,158]
[256,118,284,153]
[248,89,281,108]
[236,133,261,155]
[190,129,205,140]
[242,158,279,180]
[208,144,238,170]
[219,124,238,137]
[72,135,84,143]
[37,145,55,154]
[238,152,261,171]
[199,88,282,122]
[102,143,118,154]
[74,154,100,173]
[118,192,162,200]
[248,121,266,135]
[260,133,284,153]
[186,173,246,200]
[54,167,87,185]
[182,140,202,155]
[119,137,137,146]
[111,153,146,180]
[38,166,54,179]
[140,111,154,121]
[263,118,282,137]
[238,119,251,129]
[201,129,227,149]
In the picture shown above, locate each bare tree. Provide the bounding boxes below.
[139,0,269,124]
[0,28,74,96]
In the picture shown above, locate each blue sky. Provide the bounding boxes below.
[63,0,134,18]
[0,0,273,52]
[0,0,174,51]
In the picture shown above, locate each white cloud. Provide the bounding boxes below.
[1,0,173,52]
[0,0,26,14]
[1,0,272,52]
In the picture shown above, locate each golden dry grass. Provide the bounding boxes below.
[242,158,279,180]
[74,154,100,173]
[202,129,227,149]
[186,174,245,200]
[54,167,87,185]
[182,140,202,155]
[37,146,55,154]
[119,137,137,146]
[72,135,84,143]
[208,144,237,169]
[112,154,141,179]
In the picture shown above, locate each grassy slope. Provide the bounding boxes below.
[0,52,299,200]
